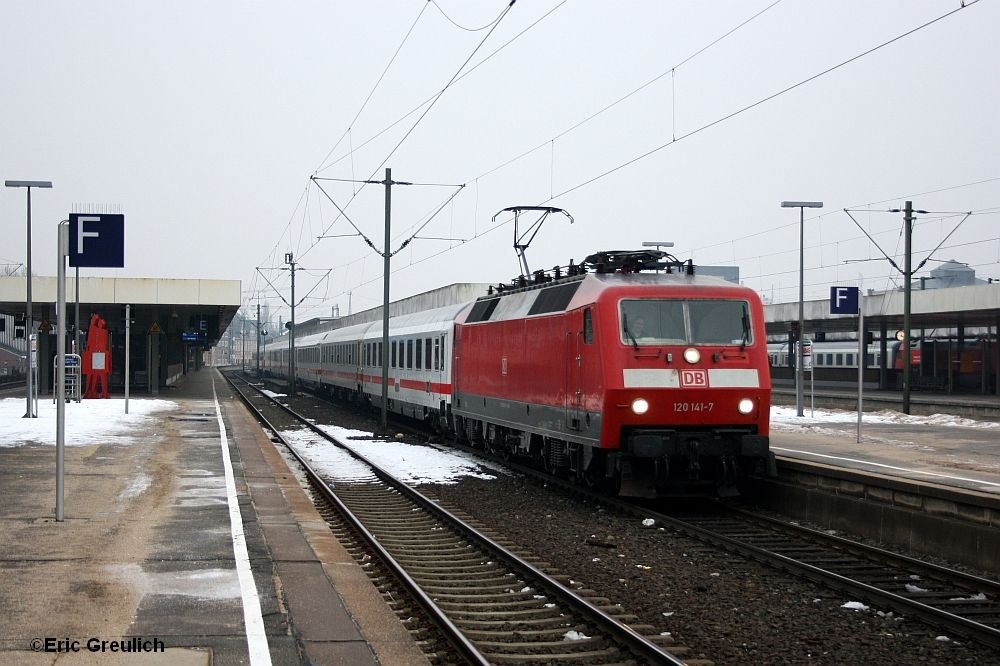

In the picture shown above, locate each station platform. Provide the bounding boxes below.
[772,384,1000,419]
[0,367,428,665]
[769,388,1000,497]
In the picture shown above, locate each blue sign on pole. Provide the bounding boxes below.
[830,286,859,314]
[68,214,125,268]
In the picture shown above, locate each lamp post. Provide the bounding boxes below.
[5,179,53,418]
[781,200,823,417]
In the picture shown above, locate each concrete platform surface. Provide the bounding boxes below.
[0,367,429,665]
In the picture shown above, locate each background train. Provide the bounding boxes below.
[767,338,998,392]
[264,249,773,497]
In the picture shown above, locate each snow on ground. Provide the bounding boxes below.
[280,424,501,486]
[770,405,999,430]
[0,397,178,447]
[277,402,1000,488]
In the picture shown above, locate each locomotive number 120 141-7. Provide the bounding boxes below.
[673,402,714,412]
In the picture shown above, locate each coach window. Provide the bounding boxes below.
[846,353,854,367]
[835,353,843,366]
[416,339,423,370]
[433,338,440,370]
[583,308,594,344]
[424,337,432,370]
[391,341,397,368]
[407,340,414,369]
[378,342,382,366]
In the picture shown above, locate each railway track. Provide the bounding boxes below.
[224,372,697,665]
[660,504,1000,649]
[471,450,1000,650]
[247,373,1000,655]
[0,380,27,398]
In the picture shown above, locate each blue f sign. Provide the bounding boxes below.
[830,286,859,314]
[68,214,125,268]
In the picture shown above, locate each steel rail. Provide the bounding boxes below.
[728,506,1000,595]
[430,439,1000,650]
[225,374,490,665]
[654,508,1000,649]
[228,373,686,666]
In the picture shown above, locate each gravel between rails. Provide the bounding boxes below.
[423,474,997,665]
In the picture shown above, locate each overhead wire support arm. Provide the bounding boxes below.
[310,175,374,249]
[842,208,902,273]
[912,211,973,272]
[294,269,335,307]
[255,267,291,307]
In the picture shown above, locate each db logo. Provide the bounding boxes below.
[679,369,708,387]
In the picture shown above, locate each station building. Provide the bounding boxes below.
[0,275,239,395]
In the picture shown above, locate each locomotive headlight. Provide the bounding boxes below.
[737,398,755,415]
[631,397,650,415]
[683,347,700,364]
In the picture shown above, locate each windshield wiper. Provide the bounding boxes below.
[740,309,751,351]
[622,313,639,351]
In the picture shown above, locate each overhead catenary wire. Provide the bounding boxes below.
[299,1,517,266]
[311,1,431,175]
[691,177,1000,256]
[546,2,977,203]
[293,0,791,286]
[474,0,784,182]
[265,1,991,323]
[307,0,986,301]
[313,0,566,175]
[430,0,508,32]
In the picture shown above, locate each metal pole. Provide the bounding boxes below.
[289,255,296,396]
[242,317,246,373]
[125,304,130,414]
[56,222,68,521]
[74,266,80,355]
[26,187,35,418]
[797,206,804,417]
[902,201,913,415]
[381,168,391,431]
[857,278,864,443]
[256,302,261,379]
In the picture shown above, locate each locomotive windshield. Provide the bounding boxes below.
[620,299,753,346]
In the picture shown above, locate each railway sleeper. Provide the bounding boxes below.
[482,648,623,663]
[451,618,575,629]
[431,594,549,605]
[420,581,536,599]
[447,608,569,619]
[477,638,612,652]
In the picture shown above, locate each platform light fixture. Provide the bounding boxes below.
[5,179,53,418]
[781,200,823,418]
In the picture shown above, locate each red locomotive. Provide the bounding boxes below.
[264,249,773,496]
[452,250,772,496]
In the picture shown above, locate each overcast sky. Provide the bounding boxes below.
[3,1,998,325]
